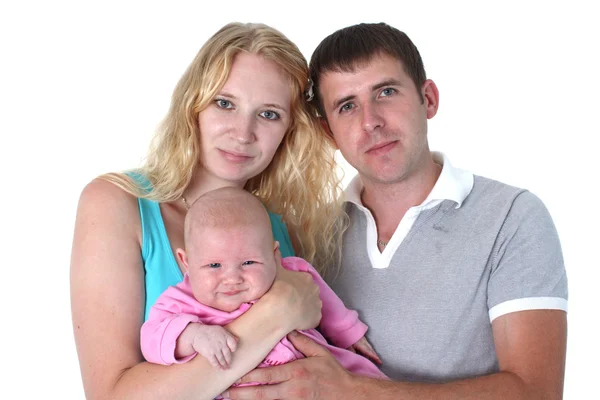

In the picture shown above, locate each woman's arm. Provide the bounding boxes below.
[70,179,321,400]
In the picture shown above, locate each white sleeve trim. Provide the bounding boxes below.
[489,297,568,322]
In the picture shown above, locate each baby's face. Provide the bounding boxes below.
[186,225,278,312]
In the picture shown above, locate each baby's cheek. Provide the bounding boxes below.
[190,275,218,303]
[252,270,276,298]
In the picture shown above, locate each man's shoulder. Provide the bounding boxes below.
[341,174,548,219]
[471,175,526,197]
[468,175,537,206]
[466,175,552,225]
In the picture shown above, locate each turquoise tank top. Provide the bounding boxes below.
[137,196,295,320]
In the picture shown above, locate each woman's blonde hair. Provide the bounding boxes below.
[101,22,345,273]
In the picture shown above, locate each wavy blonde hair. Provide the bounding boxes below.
[101,22,345,273]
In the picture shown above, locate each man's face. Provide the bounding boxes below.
[318,53,438,186]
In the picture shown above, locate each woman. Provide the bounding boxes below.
[70,22,344,399]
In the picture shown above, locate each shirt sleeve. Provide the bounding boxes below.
[140,281,202,365]
[487,191,568,321]
[282,257,367,348]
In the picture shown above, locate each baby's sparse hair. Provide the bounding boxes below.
[184,187,273,250]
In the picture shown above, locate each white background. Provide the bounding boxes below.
[1,1,597,398]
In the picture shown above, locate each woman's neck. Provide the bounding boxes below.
[183,169,248,206]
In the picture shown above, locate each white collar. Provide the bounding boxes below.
[344,152,474,208]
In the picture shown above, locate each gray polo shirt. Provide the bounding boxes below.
[326,153,568,382]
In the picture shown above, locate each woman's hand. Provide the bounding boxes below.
[264,260,322,332]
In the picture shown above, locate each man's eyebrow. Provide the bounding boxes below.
[371,78,403,91]
[330,79,404,111]
[332,95,356,111]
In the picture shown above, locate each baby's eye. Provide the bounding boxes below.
[242,261,256,266]
[208,263,221,268]
[260,110,280,120]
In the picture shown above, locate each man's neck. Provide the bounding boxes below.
[360,158,442,239]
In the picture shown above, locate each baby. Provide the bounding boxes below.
[141,187,386,383]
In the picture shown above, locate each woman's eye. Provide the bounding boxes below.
[340,103,354,113]
[242,261,256,266]
[216,99,232,109]
[260,110,280,120]
[208,263,221,268]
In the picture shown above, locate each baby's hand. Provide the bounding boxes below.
[189,324,238,369]
[347,336,382,365]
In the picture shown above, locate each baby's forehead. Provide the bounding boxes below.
[185,189,274,247]
[189,222,273,252]
[195,219,267,234]
[192,202,268,226]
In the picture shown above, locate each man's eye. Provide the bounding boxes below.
[380,88,396,97]
[260,110,280,120]
[242,261,256,266]
[340,103,354,113]
[208,263,221,268]
[216,99,232,109]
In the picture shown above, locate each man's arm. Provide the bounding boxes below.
[225,309,566,400]
[349,309,566,400]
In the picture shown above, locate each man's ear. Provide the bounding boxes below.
[422,79,440,119]
[176,248,189,273]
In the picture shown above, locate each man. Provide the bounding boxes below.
[225,22,567,399]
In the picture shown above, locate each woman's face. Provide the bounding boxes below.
[197,52,293,186]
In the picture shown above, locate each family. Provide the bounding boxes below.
[70,22,568,399]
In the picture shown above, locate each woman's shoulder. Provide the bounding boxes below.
[80,169,152,205]
[82,175,136,200]
[73,176,144,268]
[77,176,140,222]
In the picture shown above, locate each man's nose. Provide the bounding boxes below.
[361,101,384,134]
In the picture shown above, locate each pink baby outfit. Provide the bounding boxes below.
[141,256,386,383]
